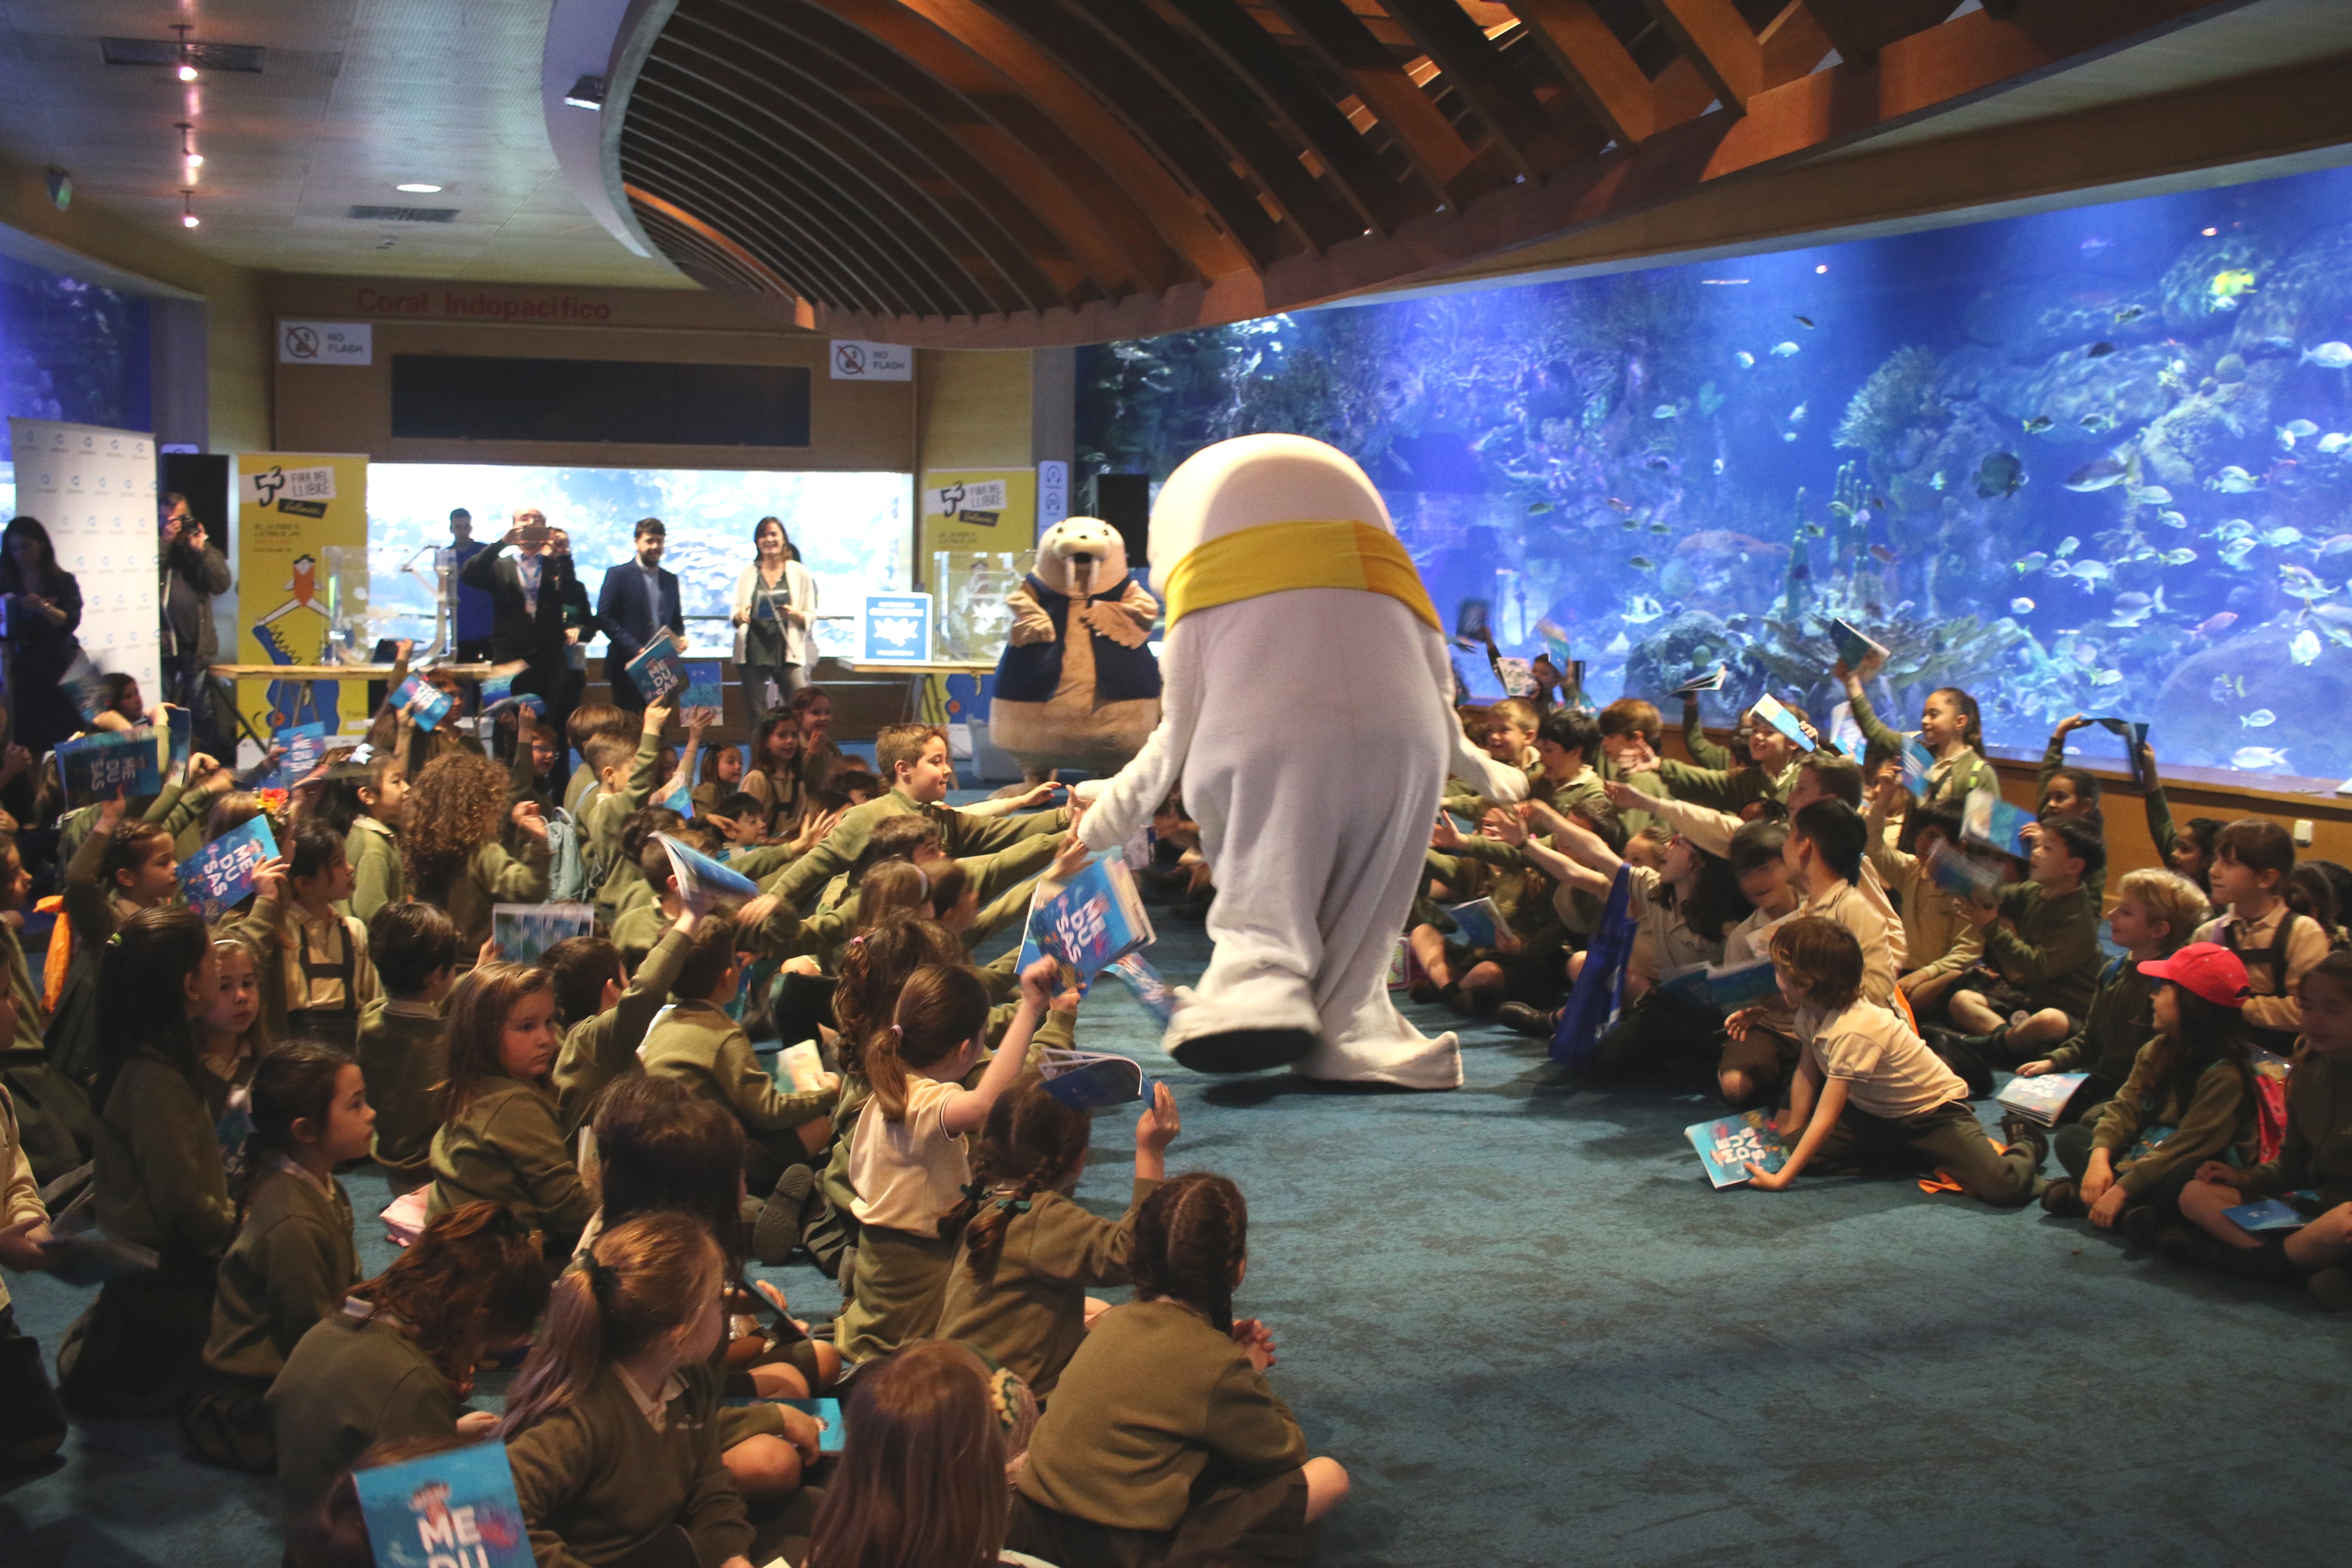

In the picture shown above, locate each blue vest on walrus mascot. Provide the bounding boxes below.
[993,571,1164,705]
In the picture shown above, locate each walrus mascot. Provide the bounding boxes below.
[987,516,1163,778]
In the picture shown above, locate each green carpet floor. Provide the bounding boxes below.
[5,912,2347,1567]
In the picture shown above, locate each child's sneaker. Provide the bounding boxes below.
[1996,1112,2049,1170]
[2122,1204,2164,1249]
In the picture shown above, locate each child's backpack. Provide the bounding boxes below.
[544,808,591,903]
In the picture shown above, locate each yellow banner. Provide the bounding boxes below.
[918,468,1036,573]
[234,452,371,739]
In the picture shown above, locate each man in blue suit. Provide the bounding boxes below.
[597,516,684,710]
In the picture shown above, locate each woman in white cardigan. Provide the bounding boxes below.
[730,516,819,723]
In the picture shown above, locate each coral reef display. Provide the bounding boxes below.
[1077,165,2352,779]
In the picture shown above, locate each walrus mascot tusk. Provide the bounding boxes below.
[1072,435,1527,1089]
[986,516,1164,779]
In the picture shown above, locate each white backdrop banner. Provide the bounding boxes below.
[9,419,159,707]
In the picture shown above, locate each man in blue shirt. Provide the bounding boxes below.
[441,507,495,660]
[595,517,684,710]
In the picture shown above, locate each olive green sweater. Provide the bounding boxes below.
[2245,1049,2352,1209]
[267,1303,463,1521]
[504,1363,753,1568]
[550,925,694,1136]
[1983,881,2103,1017]
[94,1046,237,1260]
[1018,1298,1307,1532]
[423,838,552,954]
[344,814,404,924]
[638,999,837,1135]
[762,787,1068,911]
[202,1162,358,1383]
[936,1176,1160,1398]
[356,999,445,1178]
[2041,958,2156,1096]
[427,1073,593,1248]
[2091,1041,2258,1196]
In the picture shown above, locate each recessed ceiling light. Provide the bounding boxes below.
[395,182,443,194]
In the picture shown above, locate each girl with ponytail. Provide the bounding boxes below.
[833,953,1059,1363]
[936,1078,1180,1398]
[184,1043,373,1471]
[500,1210,755,1568]
[1009,1172,1352,1568]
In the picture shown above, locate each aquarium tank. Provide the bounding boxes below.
[0,250,153,506]
[1077,162,2352,782]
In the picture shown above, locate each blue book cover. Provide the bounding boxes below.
[479,669,515,707]
[1830,619,1888,671]
[1994,1071,2088,1127]
[1110,952,1178,1023]
[391,674,453,732]
[657,832,759,901]
[178,817,281,922]
[1017,883,1093,1002]
[1444,897,1513,951]
[625,630,688,703]
[1962,785,2035,858]
[2221,1197,2308,1233]
[57,728,162,799]
[2122,1124,2174,1164]
[352,1440,533,1568]
[1035,854,1155,984]
[681,659,724,713]
[1749,693,1816,753]
[1900,734,1939,796]
[166,707,193,773]
[1686,1111,1790,1188]
[59,649,110,725]
[493,903,594,965]
[656,778,694,818]
[1655,956,1781,1015]
[1038,1049,1149,1113]
[1925,841,2006,903]
[780,1398,846,1455]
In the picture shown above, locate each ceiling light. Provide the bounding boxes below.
[185,154,204,168]
[181,188,199,227]
[564,74,607,110]
[395,182,443,194]
[174,24,198,80]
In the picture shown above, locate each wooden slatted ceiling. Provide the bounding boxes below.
[613,0,2248,344]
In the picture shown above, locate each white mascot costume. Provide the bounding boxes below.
[1075,435,1527,1089]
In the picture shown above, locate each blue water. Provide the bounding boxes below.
[1077,162,2352,779]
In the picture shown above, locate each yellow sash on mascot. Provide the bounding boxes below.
[1161,519,1440,632]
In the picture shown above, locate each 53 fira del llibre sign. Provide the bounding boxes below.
[279,322,374,366]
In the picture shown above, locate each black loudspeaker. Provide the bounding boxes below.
[160,453,230,545]
[1087,472,1152,568]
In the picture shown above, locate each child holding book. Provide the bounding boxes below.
[2128,737,2220,892]
[401,752,551,952]
[267,1201,548,1523]
[425,962,593,1256]
[545,909,699,1136]
[1009,1172,1349,1566]
[1863,787,1981,1017]
[1835,657,1994,805]
[54,907,236,1415]
[834,956,1058,1363]
[1713,821,1804,1106]
[2194,818,2328,1055]
[937,1078,1180,1399]
[499,1210,755,1568]
[2168,949,2352,1304]
[1738,917,2042,1206]
[254,823,379,1050]
[577,699,687,888]
[183,1044,373,1471]
[356,902,463,1192]
[335,747,407,922]
[2005,869,2207,1116]
[2041,943,2257,1236]
[1939,817,2106,1064]
[1652,695,1810,813]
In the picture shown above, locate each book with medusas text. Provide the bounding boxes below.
[1687,1111,1791,1189]
[352,1440,533,1568]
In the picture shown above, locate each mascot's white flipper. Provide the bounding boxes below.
[1078,433,1488,1089]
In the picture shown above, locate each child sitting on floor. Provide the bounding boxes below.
[544,904,699,1135]
[425,962,591,1257]
[2040,942,2257,1239]
[1735,916,2041,1207]
[2195,818,2329,1056]
[1939,817,2106,1068]
[355,903,462,1193]
[2001,869,2208,1114]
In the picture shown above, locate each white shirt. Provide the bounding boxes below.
[1798,999,1968,1121]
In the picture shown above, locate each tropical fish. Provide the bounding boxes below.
[2055,536,2081,558]
[2108,591,2155,626]
[1528,500,1554,514]
[1869,545,1895,566]
[2241,709,2278,729]
[1606,497,1634,513]
[2158,510,2188,529]
[2023,416,2055,434]
[2113,303,2147,324]
[1623,518,1641,530]
[1653,404,1680,419]
[1782,431,1798,443]
[2010,597,2036,614]
[2130,485,2172,506]
[1712,457,1726,475]
[2279,564,2337,601]
[2220,539,2256,567]
[2080,412,2118,433]
[2209,466,2261,493]
[2314,533,2352,558]
[1929,471,1948,491]
[1975,452,2025,499]
[2317,434,2352,455]
[2262,526,2305,548]
[2211,296,2241,313]
[2285,419,2320,438]
[2300,342,2352,369]
[2015,551,2049,574]
[2292,629,2322,665]
[1648,522,1670,534]
[2211,519,2254,542]
[1623,594,1664,625]
[1794,315,1815,328]
[2092,668,2125,686]
[2234,746,2291,769]
[2162,548,2198,565]
[1803,523,1825,538]
[1628,556,1655,570]
[2087,341,2116,358]
[2064,456,2128,491]
[2210,268,2258,303]
[1788,402,1808,425]
[1771,341,1800,358]
[2070,560,2112,586]
[1734,351,1756,369]
[2211,674,2246,701]
[1645,453,1673,470]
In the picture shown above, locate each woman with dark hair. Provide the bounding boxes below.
[730,516,818,725]
[0,515,88,757]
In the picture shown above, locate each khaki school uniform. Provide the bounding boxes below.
[264,901,380,1046]
[357,998,445,1185]
[2083,1042,2257,1198]
[2243,1049,2352,1209]
[1849,687,1994,804]
[1013,1299,1309,1561]
[549,924,693,1136]
[577,728,663,872]
[836,1074,967,1363]
[763,786,1069,911]
[1716,903,1800,1082]
[1655,754,1792,814]
[1866,835,1984,983]
[344,814,404,923]
[1982,881,2102,1019]
[504,1363,753,1568]
[184,1160,358,1470]
[1641,790,1910,968]
[1801,878,1899,1008]
[637,997,838,1183]
[1625,864,1724,990]
[1798,1000,2036,1206]
[427,1072,594,1251]
[2040,959,2156,1120]
[937,1176,1161,1399]
[607,899,668,967]
[2196,902,2328,1049]
[1596,751,1670,834]
[423,838,552,955]
[565,759,600,815]
[0,912,83,1183]
[268,1300,464,1524]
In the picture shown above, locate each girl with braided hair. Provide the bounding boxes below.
[1008,1172,1350,1568]
[936,1077,1180,1399]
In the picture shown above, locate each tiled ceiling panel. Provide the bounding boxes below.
[0,0,689,286]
